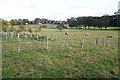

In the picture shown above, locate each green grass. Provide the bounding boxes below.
[12,24,120,31]
[2,26,119,78]
[79,26,120,30]
[2,43,119,78]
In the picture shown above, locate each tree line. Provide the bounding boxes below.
[1,14,120,32]
[67,15,120,29]
[9,18,66,25]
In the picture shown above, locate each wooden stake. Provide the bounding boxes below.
[37,34,38,40]
[65,38,68,47]
[105,38,109,46]
[80,39,82,48]
[81,37,84,48]
[118,39,120,46]
[65,35,69,48]
[95,38,98,46]
[102,38,105,46]
[46,37,48,49]
[5,32,7,38]
[17,33,20,53]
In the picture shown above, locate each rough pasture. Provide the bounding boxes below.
[2,25,119,78]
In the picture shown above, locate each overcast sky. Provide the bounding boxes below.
[0,0,119,21]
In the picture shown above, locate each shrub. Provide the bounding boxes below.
[19,25,26,32]
[9,26,16,32]
[57,25,64,32]
[28,28,32,33]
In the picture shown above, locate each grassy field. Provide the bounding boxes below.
[2,24,119,78]
[12,24,120,30]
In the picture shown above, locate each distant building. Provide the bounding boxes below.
[38,22,42,24]
[25,23,28,25]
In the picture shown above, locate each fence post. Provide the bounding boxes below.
[94,38,98,46]
[105,38,109,46]
[80,39,82,48]
[65,35,69,48]
[11,32,14,38]
[17,33,20,53]
[37,33,39,40]
[65,38,68,48]
[80,37,84,48]
[46,37,48,49]
[5,32,8,38]
[118,38,120,46]
[102,38,105,46]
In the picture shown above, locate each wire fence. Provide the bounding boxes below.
[48,37,119,49]
[2,32,119,53]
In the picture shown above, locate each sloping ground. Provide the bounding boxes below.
[2,41,119,78]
